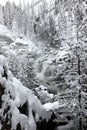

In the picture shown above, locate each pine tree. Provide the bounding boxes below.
[3,1,12,29]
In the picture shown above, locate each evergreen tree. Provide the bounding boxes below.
[3,1,12,29]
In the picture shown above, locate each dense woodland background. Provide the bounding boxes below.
[1,0,86,43]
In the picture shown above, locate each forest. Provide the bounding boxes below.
[0,0,87,130]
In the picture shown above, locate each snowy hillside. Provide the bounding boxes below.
[0,25,70,130]
[0,23,87,130]
[1,0,87,129]
[0,24,83,130]
[0,55,58,130]
[1,55,74,130]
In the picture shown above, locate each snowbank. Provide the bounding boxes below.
[43,101,66,111]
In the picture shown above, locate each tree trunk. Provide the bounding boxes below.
[77,55,83,130]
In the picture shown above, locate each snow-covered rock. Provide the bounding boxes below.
[43,101,66,111]
[34,85,54,104]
